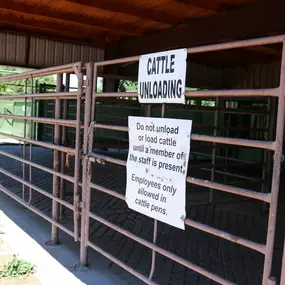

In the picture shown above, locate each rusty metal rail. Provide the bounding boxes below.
[0,114,77,127]
[79,35,285,285]
[0,92,79,100]
[93,123,275,149]
[0,62,88,245]
[0,35,284,285]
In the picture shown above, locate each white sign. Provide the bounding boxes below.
[138,49,187,104]
[126,116,192,229]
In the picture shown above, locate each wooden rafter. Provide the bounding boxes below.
[0,2,142,36]
[174,0,220,12]
[66,0,179,24]
[0,9,109,47]
[116,0,285,57]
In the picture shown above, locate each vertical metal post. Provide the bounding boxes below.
[224,104,231,184]
[210,97,219,202]
[28,77,34,204]
[51,73,62,244]
[280,239,285,285]
[80,63,94,265]
[73,66,83,242]
[261,98,271,212]
[146,105,152,117]
[262,41,285,285]
[60,73,70,220]
[267,98,277,195]
[149,103,165,280]
[22,79,28,201]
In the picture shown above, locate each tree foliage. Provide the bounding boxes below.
[0,66,56,95]
[118,80,138,92]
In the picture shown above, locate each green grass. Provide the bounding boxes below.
[0,255,35,278]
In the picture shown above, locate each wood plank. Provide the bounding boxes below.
[66,0,179,24]
[115,0,285,57]
[0,9,111,41]
[174,0,221,12]
[0,2,142,36]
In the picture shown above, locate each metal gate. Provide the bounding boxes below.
[80,35,285,285]
[0,62,90,244]
[0,36,285,285]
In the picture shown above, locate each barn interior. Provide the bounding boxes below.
[0,1,285,285]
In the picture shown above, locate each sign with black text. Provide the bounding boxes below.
[138,49,187,104]
[126,116,192,229]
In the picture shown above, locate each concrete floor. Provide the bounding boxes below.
[0,145,284,285]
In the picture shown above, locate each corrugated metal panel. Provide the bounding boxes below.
[186,63,223,89]
[28,37,104,67]
[0,32,27,66]
[223,61,281,89]
[0,31,104,68]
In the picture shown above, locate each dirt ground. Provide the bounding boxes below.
[0,275,41,285]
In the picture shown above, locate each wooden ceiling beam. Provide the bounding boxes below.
[115,0,285,57]
[66,0,178,24]
[174,0,220,12]
[0,2,142,36]
[0,10,108,48]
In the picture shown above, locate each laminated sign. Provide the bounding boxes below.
[126,116,192,229]
[138,49,187,104]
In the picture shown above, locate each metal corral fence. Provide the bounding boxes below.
[0,36,284,285]
[0,62,91,243]
[81,35,285,285]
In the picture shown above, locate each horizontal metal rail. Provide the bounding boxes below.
[185,89,278,97]
[93,88,278,99]
[0,167,74,210]
[191,151,266,165]
[89,153,270,202]
[191,134,274,150]
[0,62,81,82]
[93,123,275,150]
[186,35,284,54]
[0,149,75,184]
[200,168,263,182]
[187,176,270,202]
[87,240,158,285]
[95,35,284,67]
[0,114,77,127]
[167,107,270,115]
[90,182,125,200]
[95,123,128,132]
[94,92,137,98]
[89,180,266,253]
[0,92,79,100]
[88,211,236,285]
[0,132,75,154]
[184,218,265,253]
[0,183,74,237]
[89,153,126,166]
